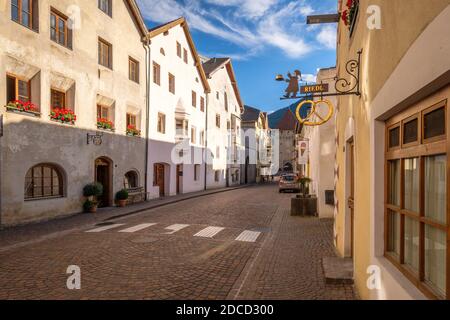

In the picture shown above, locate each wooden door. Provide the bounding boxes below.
[176,164,183,194]
[95,158,112,207]
[348,141,355,258]
[154,164,165,197]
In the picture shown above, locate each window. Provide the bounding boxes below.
[183,48,188,64]
[216,146,220,159]
[215,170,220,182]
[176,42,181,58]
[191,126,196,144]
[50,9,72,49]
[25,164,63,200]
[129,57,139,83]
[157,113,166,134]
[7,74,31,103]
[11,0,38,31]
[216,92,219,100]
[124,171,139,189]
[192,91,197,108]
[224,92,228,111]
[194,165,201,181]
[388,125,400,149]
[169,73,175,94]
[51,89,66,110]
[200,97,205,112]
[153,62,161,85]
[126,113,137,127]
[98,38,112,69]
[216,114,221,128]
[97,104,110,120]
[385,98,448,299]
[227,120,231,130]
[98,0,112,17]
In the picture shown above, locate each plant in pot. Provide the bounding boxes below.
[115,189,129,207]
[299,177,312,197]
[82,182,103,213]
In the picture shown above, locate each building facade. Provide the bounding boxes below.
[241,106,270,184]
[301,67,337,218]
[202,57,244,189]
[268,103,302,175]
[147,18,210,199]
[334,0,450,300]
[0,0,148,226]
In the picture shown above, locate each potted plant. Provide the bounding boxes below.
[82,182,103,213]
[291,177,317,217]
[299,177,312,197]
[5,100,41,116]
[126,125,141,137]
[97,118,115,131]
[115,189,129,207]
[341,0,359,30]
[50,108,77,125]
[83,199,98,213]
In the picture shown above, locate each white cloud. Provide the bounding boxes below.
[136,0,335,59]
[316,25,337,50]
[302,74,317,83]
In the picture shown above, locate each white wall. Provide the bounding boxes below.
[148,24,207,198]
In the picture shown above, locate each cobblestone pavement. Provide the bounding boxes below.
[0,184,357,300]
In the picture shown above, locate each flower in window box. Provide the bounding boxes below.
[97,118,115,131]
[50,108,77,125]
[341,0,359,29]
[126,125,141,137]
[6,100,40,114]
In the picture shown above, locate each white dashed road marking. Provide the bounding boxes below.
[119,223,157,233]
[235,231,261,243]
[164,224,190,235]
[194,226,225,238]
[86,224,125,233]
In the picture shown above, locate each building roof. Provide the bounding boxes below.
[242,105,262,122]
[268,99,312,130]
[202,58,244,112]
[148,17,211,93]
[126,0,150,38]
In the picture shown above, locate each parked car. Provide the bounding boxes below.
[279,174,300,193]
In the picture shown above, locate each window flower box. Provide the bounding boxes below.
[97,118,115,131]
[341,0,359,35]
[126,125,141,137]
[50,108,77,125]
[5,100,41,117]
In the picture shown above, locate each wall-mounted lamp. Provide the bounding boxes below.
[87,132,103,146]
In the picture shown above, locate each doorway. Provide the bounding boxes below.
[95,157,113,207]
[154,163,166,197]
[176,164,183,194]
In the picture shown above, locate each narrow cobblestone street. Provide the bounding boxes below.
[0,184,357,300]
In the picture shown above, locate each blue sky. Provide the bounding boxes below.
[136,0,338,113]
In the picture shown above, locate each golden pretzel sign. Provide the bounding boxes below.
[295,99,334,126]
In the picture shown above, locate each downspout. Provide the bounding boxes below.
[204,93,209,191]
[0,115,3,228]
[143,36,151,200]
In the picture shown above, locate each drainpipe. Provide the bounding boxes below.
[143,36,151,200]
[204,93,209,191]
[0,116,3,229]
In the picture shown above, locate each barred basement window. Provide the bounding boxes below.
[25,164,64,200]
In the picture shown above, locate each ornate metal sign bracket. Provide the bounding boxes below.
[278,49,363,100]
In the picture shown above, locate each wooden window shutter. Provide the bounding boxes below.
[32,0,39,32]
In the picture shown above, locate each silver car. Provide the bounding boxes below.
[279,174,300,193]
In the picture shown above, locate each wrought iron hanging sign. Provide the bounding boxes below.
[275,49,362,126]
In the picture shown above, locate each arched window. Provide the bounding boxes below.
[124,170,139,189]
[25,164,64,199]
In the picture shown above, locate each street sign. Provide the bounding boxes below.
[301,83,329,94]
